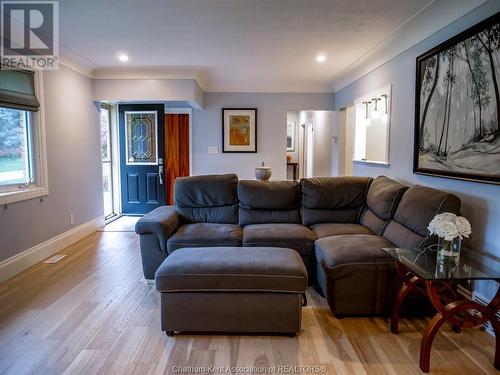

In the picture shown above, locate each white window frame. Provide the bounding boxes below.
[0,72,49,205]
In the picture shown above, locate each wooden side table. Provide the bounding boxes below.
[382,247,500,373]
[287,162,298,180]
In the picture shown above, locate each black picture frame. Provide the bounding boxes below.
[413,12,500,185]
[222,108,258,153]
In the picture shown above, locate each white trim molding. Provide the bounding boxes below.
[0,216,104,283]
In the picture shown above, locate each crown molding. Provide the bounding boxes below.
[331,0,488,92]
[205,82,334,94]
[58,56,94,78]
[57,52,210,91]
[91,66,209,91]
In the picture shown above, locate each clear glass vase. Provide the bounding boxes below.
[436,237,461,264]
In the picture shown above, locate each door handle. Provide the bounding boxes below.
[158,165,164,184]
[158,158,164,185]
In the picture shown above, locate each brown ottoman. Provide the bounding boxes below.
[155,247,308,336]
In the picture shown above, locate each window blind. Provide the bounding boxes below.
[0,69,40,112]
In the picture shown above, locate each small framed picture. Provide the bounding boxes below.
[287,121,296,151]
[222,108,257,153]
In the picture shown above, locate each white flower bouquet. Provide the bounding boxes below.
[428,212,471,262]
[427,213,471,241]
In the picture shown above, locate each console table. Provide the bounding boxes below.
[286,162,298,180]
[381,247,500,373]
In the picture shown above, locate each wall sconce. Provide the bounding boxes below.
[381,94,388,123]
[362,101,371,126]
[371,97,381,119]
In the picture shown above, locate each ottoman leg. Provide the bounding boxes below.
[165,331,175,336]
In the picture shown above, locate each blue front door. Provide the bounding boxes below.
[119,104,165,214]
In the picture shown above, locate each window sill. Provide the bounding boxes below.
[353,160,390,167]
[0,187,49,205]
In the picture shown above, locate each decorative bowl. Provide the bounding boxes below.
[255,167,272,181]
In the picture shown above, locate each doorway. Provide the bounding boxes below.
[286,110,334,180]
[119,103,166,214]
[118,104,192,214]
[304,118,314,178]
[100,104,117,220]
[164,109,191,205]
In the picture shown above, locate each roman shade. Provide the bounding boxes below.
[0,69,40,111]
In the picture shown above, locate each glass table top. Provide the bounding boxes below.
[381,247,500,281]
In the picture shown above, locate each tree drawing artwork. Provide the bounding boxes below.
[416,15,500,183]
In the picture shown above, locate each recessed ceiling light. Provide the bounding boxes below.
[316,54,326,63]
[118,54,129,62]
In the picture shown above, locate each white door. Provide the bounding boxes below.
[305,119,314,178]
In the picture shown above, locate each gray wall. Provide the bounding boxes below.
[334,0,500,297]
[0,65,103,261]
[192,93,333,180]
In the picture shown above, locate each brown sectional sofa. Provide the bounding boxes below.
[135,173,461,316]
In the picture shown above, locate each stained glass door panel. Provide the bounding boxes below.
[125,111,158,164]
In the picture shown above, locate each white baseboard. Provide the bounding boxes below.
[0,216,105,283]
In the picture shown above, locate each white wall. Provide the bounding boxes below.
[92,78,204,108]
[192,93,333,180]
[0,65,103,262]
[334,0,500,298]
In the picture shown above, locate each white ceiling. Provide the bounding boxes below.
[57,0,481,92]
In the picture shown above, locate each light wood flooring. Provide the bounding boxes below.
[100,216,140,232]
[0,231,497,374]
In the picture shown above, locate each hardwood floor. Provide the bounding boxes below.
[0,231,496,374]
[100,216,139,232]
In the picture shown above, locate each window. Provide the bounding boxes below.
[0,108,33,186]
[0,69,48,204]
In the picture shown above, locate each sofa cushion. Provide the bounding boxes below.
[174,174,239,224]
[167,223,242,253]
[315,234,395,269]
[359,176,408,234]
[300,177,372,226]
[155,247,307,293]
[383,185,461,249]
[310,223,374,239]
[238,180,301,225]
[315,234,399,316]
[243,223,315,256]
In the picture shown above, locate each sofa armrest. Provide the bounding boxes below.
[135,206,181,252]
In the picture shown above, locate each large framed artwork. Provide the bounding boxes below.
[414,12,500,185]
[222,108,257,153]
